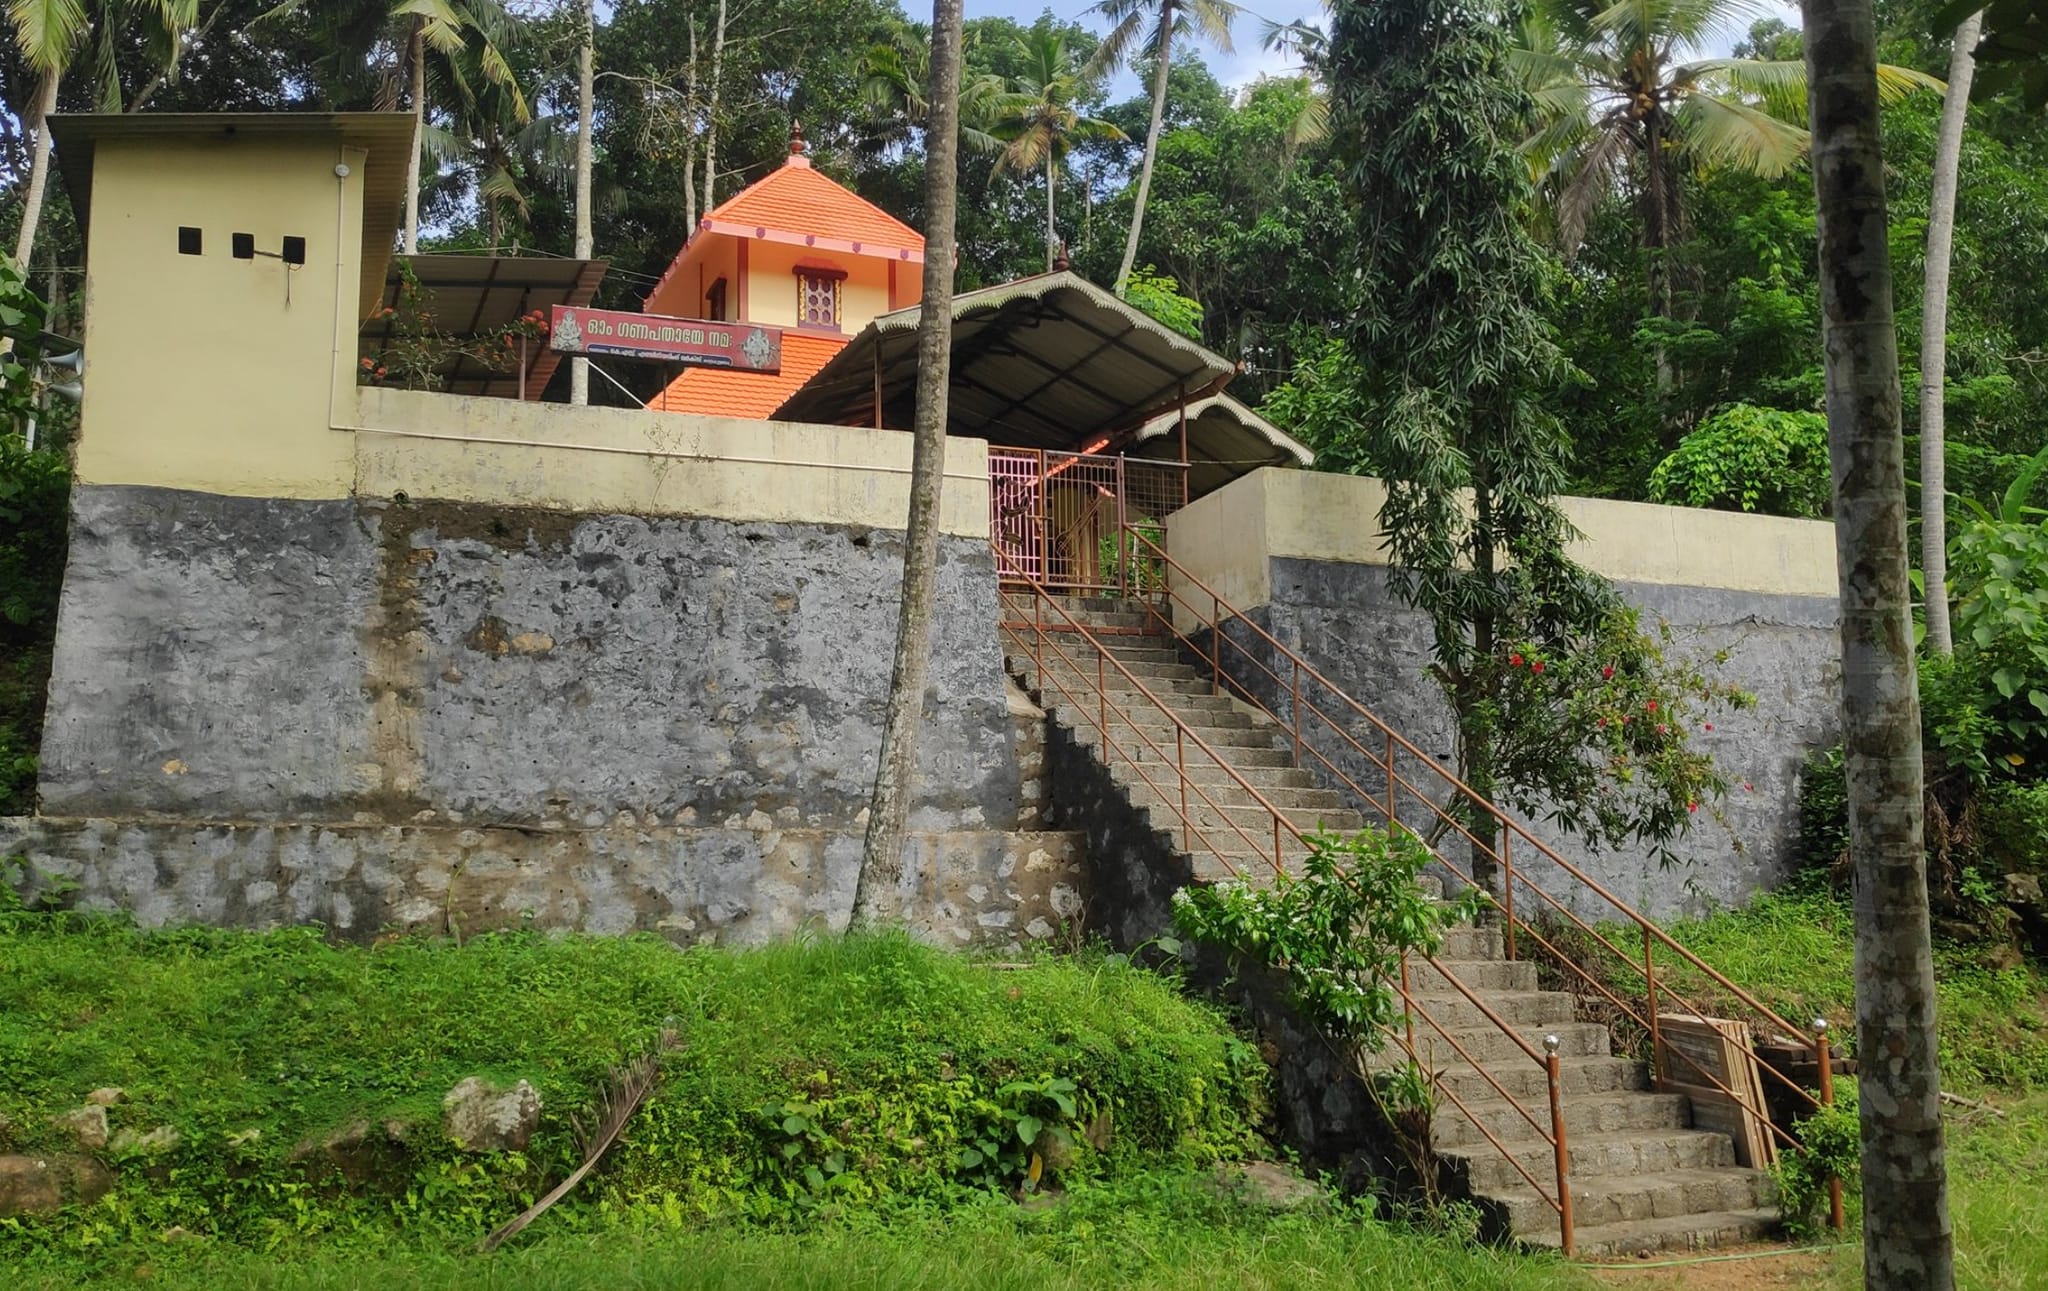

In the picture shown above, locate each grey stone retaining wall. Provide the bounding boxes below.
[1202,558,1840,919]
[39,485,1027,832]
[1,817,1085,949]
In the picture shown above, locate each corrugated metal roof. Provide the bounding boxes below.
[48,112,416,321]
[360,254,608,400]
[771,271,1239,451]
[1130,394,1315,498]
[654,331,851,419]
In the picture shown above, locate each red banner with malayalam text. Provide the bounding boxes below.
[548,305,782,372]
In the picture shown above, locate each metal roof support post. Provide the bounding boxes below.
[872,344,885,429]
[1178,382,1189,509]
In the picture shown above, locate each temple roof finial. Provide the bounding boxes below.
[1052,241,1071,273]
[789,119,806,156]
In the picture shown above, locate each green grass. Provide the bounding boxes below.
[0,922,1263,1261]
[1815,1093,2048,1290]
[1554,890,2048,1090]
[15,1170,1592,1291]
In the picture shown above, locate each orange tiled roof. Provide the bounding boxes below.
[703,156,923,255]
[653,330,852,420]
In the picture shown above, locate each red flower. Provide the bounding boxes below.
[1688,801,1699,814]
[1645,700,1658,713]
[1743,782,1755,793]
[359,356,374,370]
[1531,660,1545,674]
[1596,717,1607,728]
[1601,665,1614,679]
[1656,723,1668,735]
[374,366,387,379]
[1703,723,1713,731]
[1509,653,1523,668]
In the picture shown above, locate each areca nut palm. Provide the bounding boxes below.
[7,0,198,269]
[1517,0,1938,310]
[857,25,1001,158]
[258,0,529,253]
[989,29,1125,272]
[1085,0,1237,295]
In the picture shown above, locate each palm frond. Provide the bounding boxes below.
[1670,90,1809,177]
[7,0,90,74]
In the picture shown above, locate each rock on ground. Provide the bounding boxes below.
[442,1077,542,1152]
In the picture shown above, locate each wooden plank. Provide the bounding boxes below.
[1655,1013,1777,1169]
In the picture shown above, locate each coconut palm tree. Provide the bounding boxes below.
[856,22,1000,159]
[1084,0,1237,295]
[7,0,198,268]
[988,29,1125,272]
[1516,0,1937,314]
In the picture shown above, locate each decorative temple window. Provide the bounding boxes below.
[706,277,728,322]
[794,265,846,330]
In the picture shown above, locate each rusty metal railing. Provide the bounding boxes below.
[995,548,1575,1251]
[989,448,1185,596]
[1117,523,1845,1237]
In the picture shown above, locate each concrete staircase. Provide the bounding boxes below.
[1001,593,1780,1257]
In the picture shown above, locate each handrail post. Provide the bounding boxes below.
[1115,456,1129,599]
[1178,726,1189,852]
[1098,651,1109,768]
[1290,658,1303,764]
[1545,1033,1575,1257]
[1644,927,1661,1083]
[1815,1017,1845,1232]
[1384,729,1398,832]
[1502,829,1516,962]
[1400,952,1418,1057]
[1210,593,1222,697]
[1273,812,1284,873]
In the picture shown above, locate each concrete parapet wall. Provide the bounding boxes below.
[0,816,1086,948]
[1166,470,1841,917]
[351,388,992,539]
[40,485,1024,832]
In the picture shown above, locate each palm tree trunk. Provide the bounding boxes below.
[853,0,967,928]
[1918,10,1981,658]
[1803,0,1954,1284]
[1114,9,1173,296]
[1045,152,1057,272]
[405,17,425,255]
[1642,114,1678,395]
[683,18,700,233]
[702,0,727,218]
[11,71,60,271]
[571,0,595,406]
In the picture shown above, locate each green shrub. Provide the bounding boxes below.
[1647,403,1831,519]
[0,926,1265,1263]
[1982,782,2048,874]
[1773,1083,1860,1239]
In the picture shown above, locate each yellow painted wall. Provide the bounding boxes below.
[743,240,892,332]
[76,137,363,499]
[645,235,739,321]
[1168,468,1838,615]
[354,387,992,537]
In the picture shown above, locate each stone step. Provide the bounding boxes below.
[1493,1169,1778,1238]
[1520,1206,1781,1258]
[1430,1055,1647,1103]
[1401,1019,1611,1068]
[1038,655,1206,684]
[1407,957,1541,994]
[1142,801,1369,836]
[1432,1091,1690,1150]
[1065,714,1280,753]
[1439,925,1505,961]
[1403,988,1580,1032]
[1031,668,1216,700]
[1126,780,1349,812]
[1074,728,1298,769]
[1444,1128,1737,1194]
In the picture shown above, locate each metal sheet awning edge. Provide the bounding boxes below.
[1131,394,1314,466]
[769,271,1239,442]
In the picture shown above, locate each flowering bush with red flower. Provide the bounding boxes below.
[359,262,551,391]
[1485,608,1753,868]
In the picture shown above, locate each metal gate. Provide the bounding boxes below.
[988,448,1187,595]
